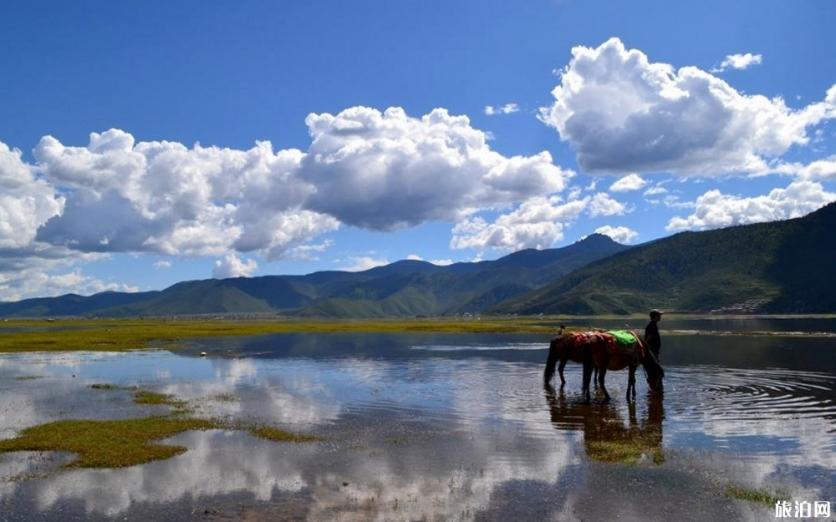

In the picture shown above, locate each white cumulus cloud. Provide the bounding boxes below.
[539,37,836,175]
[712,53,763,73]
[0,264,138,302]
[643,185,668,196]
[609,173,647,192]
[33,130,338,259]
[484,103,519,116]
[450,192,625,252]
[0,142,64,249]
[593,225,638,243]
[2,105,573,271]
[213,253,258,278]
[299,106,572,230]
[0,105,576,300]
[666,180,836,231]
[769,155,836,180]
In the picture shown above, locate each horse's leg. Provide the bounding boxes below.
[582,360,592,404]
[544,340,559,384]
[627,365,636,402]
[598,366,611,402]
[593,366,599,388]
[558,358,568,389]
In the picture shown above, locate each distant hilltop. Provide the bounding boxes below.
[494,201,836,316]
[2,202,835,317]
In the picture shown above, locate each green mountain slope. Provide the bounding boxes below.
[0,234,628,318]
[495,202,836,315]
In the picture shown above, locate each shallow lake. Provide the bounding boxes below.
[1,319,834,521]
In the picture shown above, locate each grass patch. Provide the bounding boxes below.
[0,318,560,353]
[0,417,215,468]
[133,390,183,407]
[89,383,128,390]
[210,393,236,402]
[1,383,315,469]
[723,485,784,506]
[586,435,665,465]
[90,384,192,413]
[0,416,318,469]
[14,375,43,380]
[244,424,320,443]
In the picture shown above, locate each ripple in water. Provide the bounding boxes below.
[668,366,836,422]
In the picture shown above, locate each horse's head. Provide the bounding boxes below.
[642,356,665,393]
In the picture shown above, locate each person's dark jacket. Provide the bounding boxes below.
[645,321,661,359]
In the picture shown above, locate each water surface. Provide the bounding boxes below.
[1,320,834,521]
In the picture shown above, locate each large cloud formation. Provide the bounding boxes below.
[0,107,572,299]
[26,108,570,254]
[450,192,625,252]
[299,107,571,229]
[33,129,337,258]
[666,180,836,231]
[540,37,836,175]
[0,143,64,249]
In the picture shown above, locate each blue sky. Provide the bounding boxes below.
[1,0,834,299]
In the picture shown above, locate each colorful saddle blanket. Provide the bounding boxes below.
[564,330,644,358]
[608,329,639,346]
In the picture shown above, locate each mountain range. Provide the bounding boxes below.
[2,201,834,317]
[0,233,627,317]
[495,201,836,315]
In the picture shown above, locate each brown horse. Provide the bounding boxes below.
[544,329,664,402]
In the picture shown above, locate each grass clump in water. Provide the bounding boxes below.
[0,417,318,469]
[2,382,316,469]
[90,384,192,414]
[586,434,665,465]
[0,417,216,468]
[723,485,784,506]
[133,390,183,407]
[243,424,320,443]
[90,383,121,390]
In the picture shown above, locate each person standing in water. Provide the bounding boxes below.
[644,309,663,361]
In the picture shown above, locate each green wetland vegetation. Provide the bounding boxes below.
[0,317,559,353]
[0,383,318,469]
[0,417,318,469]
[2,315,833,354]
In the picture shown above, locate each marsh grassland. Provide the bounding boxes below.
[2,315,832,353]
[0,384,318,468]
[0,317,559,353]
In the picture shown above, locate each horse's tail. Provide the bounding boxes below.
[544,336,562,384]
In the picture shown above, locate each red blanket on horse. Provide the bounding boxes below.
[563,331,645,363]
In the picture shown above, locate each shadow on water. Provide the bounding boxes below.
[544,384,665,464]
